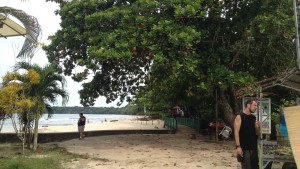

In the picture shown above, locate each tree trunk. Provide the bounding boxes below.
[33,112,38,151]
[26,132,30,149]
[24,122,31,149]
[0,119,4,132]
[218,89,236,128]
[228,85,241,113]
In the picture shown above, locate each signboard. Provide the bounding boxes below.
[242,97,271,134]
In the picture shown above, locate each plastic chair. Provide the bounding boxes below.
[219,125,232,138]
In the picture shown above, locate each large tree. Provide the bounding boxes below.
[44,0,297,125]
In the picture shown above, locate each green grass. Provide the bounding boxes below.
[0,143,81,169]
[0,157,61,169]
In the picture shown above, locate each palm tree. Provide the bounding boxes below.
[14,61,69,150]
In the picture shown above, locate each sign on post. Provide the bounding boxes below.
[242,97,271,134]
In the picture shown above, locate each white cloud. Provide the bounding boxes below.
[0,0,127,107]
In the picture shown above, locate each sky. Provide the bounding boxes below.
[0,0,126,107]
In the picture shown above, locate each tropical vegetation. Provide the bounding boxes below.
[0,69,40,152]
[14,62,69,150]
[49,105,142,115]
[0,63,68,151]
[43,0,300,126]
[2,0,300,149]
[1,1,70,151]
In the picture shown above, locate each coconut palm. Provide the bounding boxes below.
[14,61,69,150]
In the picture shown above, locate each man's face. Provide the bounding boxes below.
[249,101,258,113]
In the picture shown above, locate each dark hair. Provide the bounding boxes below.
[245,99,256,107]
[79,113,83,116]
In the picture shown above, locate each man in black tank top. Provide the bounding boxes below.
[234,99,261,169]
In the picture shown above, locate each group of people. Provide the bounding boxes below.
[76,99,261,169]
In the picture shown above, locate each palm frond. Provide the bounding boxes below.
[14,62,69,106]
[0,6,41,58]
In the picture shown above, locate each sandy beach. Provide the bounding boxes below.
[0,117,165,133]
[42,119,240,169]
[38,118,165,133]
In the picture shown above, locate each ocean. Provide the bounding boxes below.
[0,114,135,132]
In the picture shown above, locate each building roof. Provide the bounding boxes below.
[0,14,26,38]
[236,67,300,98]
[275,68,300,92]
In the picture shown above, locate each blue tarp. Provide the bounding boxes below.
[280,113,288,137]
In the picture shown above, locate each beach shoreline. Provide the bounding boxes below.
[1,118,165,133]
[41,118,164,133]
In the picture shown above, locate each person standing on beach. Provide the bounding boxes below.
[234,99,260,169]
[78,113,86,140]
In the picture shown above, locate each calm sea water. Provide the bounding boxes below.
[1,114,135,132]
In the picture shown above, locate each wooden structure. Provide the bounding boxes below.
[283,106,300,168]
[0,13,26,38]
[0,6,41,57]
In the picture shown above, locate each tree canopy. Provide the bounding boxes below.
[44,0,299,124]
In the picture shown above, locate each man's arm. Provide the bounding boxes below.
[234,114,243,156]
[234,115,241,147]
